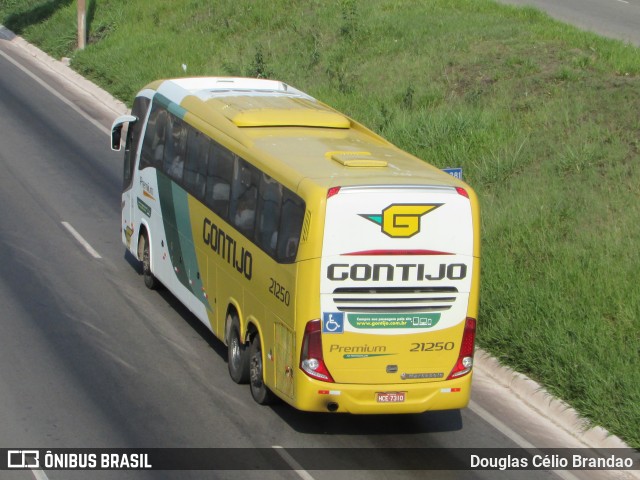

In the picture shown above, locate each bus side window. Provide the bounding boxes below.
[183,128,209,201]
[140,104,167,170]
[230,159,259,238]
[205,142,234,219]
[163,115,187,182]
[277,191,305,263]
[256,174,282,256]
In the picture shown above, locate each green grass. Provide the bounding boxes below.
[2,0,639,447]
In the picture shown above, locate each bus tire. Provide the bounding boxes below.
[227,317,250,384]
[139,233,159,290]
[249,333,277,405]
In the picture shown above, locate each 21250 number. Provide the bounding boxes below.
[269,278,290,306]
[410,342,455,352]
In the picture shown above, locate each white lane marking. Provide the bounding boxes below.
[469,400,581,480]
[32,469,50,480]
[614,0,629,4]
[1,48,105,261]
[0,47,110,136]
[272,446,316,480]
[61,221,102,259]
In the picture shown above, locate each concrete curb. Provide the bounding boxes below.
[474,348,632,450]
[2,23,636,457]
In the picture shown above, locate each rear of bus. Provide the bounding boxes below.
[296,183,480,414]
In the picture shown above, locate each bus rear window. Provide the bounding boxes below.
[277,191,305,263]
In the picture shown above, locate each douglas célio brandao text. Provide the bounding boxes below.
[470,453,635,470]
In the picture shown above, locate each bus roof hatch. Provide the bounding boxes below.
[214,96,351,129]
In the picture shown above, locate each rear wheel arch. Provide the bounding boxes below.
[246,320,259,341]
[224,301,245,345]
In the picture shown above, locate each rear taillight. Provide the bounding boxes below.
[447,317,476,380]
[300,320,334,382]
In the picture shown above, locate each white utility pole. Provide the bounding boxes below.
[77,0,86,50]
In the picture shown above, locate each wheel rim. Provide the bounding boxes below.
[143,239,150,274]
[230,336,241,369]
[250,349,262,387]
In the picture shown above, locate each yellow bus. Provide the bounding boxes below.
[111,77,480,413]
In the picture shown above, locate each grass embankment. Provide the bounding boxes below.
[2,0,639,447]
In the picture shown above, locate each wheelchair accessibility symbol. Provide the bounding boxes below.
[322,312,344,334]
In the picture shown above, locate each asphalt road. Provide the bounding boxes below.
[0,30,629,480]
[496,0,640,46]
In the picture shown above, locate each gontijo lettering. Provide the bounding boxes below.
[202,217,253,280]
[327,263,467,281]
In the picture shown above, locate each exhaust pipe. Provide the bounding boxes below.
[327,402,339,412]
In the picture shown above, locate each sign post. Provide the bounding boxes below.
[77,0,86,50]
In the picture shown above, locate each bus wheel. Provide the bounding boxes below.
[138,233,158,290]
[227,317,249,384]
[249,333,276,405]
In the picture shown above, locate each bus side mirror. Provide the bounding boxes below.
[111,124,123,151]
[110,115,137,151]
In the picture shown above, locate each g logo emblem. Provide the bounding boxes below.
[361,204,441,238]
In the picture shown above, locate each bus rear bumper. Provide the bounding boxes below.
[290,372,472,414]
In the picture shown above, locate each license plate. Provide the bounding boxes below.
[376,391,406,403]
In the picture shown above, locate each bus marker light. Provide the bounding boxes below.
[455,187,469,198]
[327,187,341,198]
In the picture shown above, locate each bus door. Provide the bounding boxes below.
[319,186,475,385]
